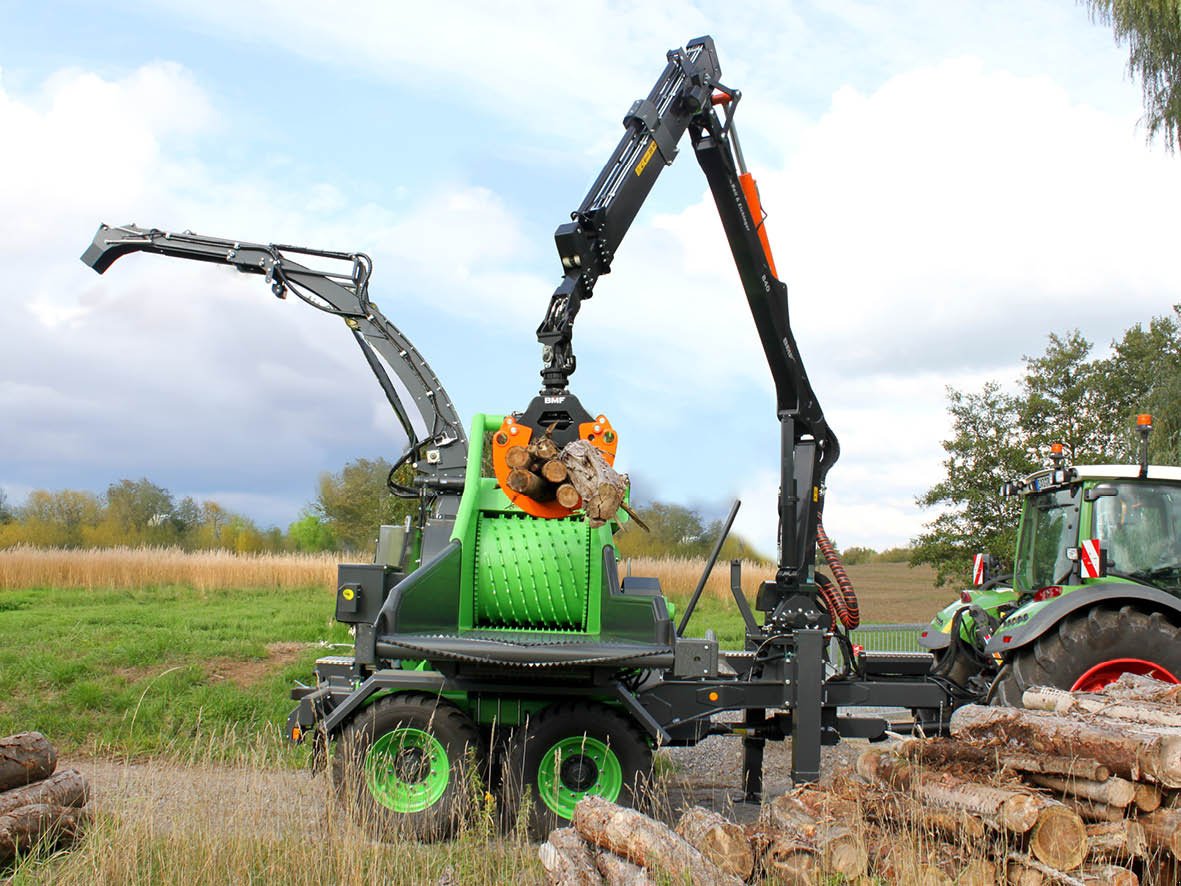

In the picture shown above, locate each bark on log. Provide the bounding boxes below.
[1027,803,1088,871]
[534,436,561,462]
[1024,685,1181,729]
[762,834,820,886]
[555,484,581,509]
[673,806,753,880]
[539,828,605,886]
[1074,865,1138,886]
[507,468,551,501]
[541,460,569,484]
[0,769,88,818]
[898,736,1111,782]
[559,441,628,527]
[1061,796,1128,823]
[949,704,1181,787]
[1084,820,1147,862]
[856,749,1053,833]
[0,733,56,792]
[1137,807,1181,859]
[1005,853,1087,885]
[571,796,741,886]
[593,851,653,886]
[1027,773,1136,808]
[957,858,1000,886]
[0,803,89,865]
[761,795,868,878]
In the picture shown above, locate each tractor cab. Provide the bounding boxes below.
[921,416,1181,713]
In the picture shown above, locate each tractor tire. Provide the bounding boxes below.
[499,701,652,838]
[991,605,1181,708]
[333,693,483,841]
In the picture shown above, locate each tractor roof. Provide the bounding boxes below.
[1074,465,1181,482]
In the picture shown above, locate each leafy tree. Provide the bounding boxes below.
[914,311,1181,584]
[13,489,103,547]
[102,478,178,545]
[315,457,415,554]
[288,511,337,553]
[1084,0,1181,150]
[912,383,1034,585]
[839,546,878,565]
[0,488,12,524]
[614,501,768,562]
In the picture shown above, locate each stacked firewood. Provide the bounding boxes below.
[0,732,89,866]
[504,432,636,528]
[539,675,1181,885]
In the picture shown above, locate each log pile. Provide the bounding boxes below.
[539,675,1181,885]
[503,429,641,528]
[0,732,90,866]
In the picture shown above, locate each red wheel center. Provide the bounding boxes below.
[1070,658,1181,692]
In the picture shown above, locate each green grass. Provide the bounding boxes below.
[0,584,348,759]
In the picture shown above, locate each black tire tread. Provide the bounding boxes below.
[992,605,1181,707]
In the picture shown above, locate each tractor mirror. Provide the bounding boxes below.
[1084,484,1118,502]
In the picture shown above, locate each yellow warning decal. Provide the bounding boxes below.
[634,140,658,176]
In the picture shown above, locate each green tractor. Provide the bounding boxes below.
[921,415,1181,720]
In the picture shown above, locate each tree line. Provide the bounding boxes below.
[913,307,1181,584]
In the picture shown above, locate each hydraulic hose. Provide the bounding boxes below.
[816,515,860,629]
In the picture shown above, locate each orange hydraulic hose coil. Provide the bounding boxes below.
[816,515,860,630]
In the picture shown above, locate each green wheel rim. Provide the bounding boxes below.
[537,735,623,819]
[364,727,450,814]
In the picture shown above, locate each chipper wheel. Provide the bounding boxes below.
[991,605,1181,707]
[333,693,484,841]
[499,701,652,838]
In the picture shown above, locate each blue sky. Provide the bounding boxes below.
[2,1,1179,555]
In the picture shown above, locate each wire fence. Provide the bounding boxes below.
[848,623,926,653]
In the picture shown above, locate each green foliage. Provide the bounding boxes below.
[314,457,415,555]
[1085,0,1181,150]
[0,488,11,524]
[838,546,878,565]
[914,309,1181,585]
[614,501,768,562]
[287,511,337,552]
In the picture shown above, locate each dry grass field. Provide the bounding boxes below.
[0,546,955,625]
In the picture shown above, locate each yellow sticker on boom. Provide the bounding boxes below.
[342,587,355,601]
[634,140,658,176]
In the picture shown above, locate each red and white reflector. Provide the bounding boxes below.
[1080,538,1102,579]
[972,553,986,587]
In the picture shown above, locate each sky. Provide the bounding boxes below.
[1,1,1179,555]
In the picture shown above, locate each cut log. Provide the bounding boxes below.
[555,484,581,509]
[1084,820,1147,862]
[0,769,88,817]
[1133,781,1162,813]
[0,733,56,792]
[506,468,551,501]
[0,803,89,865]
[898,736,1111,782]
[539,828,605,886]
[559,441,628,527]
[1074,865,1138,886]
[533,436,561,462]
[674,806,753,880]
[1027,803,1088,871]
[1027,773,1136,808]
[541,460,569,484]
[957,858,1000,886]
[593,851,653,886]
[1061,796,1128,823]
[949,704,1181,787]
[505,445,534,470]
[856,749,1055,833]
[762,834,820,886]
[1024,685,1181,729]
[761,795,867,878]
[571,796,740,886]
[1005,853,1086,885]
[1137,807,1181,859]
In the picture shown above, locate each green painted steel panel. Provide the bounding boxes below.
[474,514,590,630]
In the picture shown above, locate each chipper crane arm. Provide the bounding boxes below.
[528,35,839,611]
[80,226,467,515]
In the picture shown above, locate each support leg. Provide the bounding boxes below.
[742,708,766,802]
[791,629,823,783]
